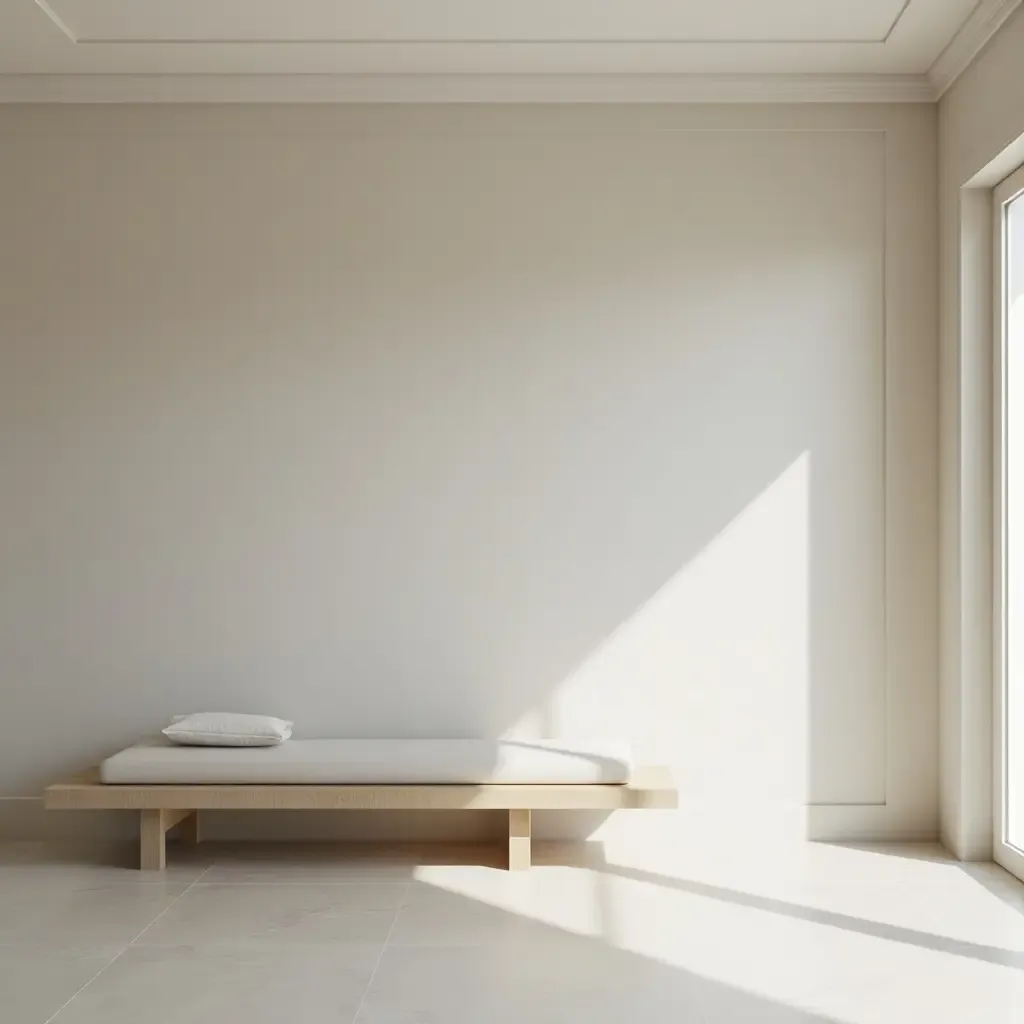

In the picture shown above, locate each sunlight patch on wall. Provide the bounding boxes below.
[505,453,811,812]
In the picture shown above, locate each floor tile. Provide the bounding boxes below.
[51,944,380,1024]
[388,889,572,947]
[355,942,709,1024]
[0,947,112,1024]
[798,951,1024,1024]
[136,882,401,948]
[404,869,608,939]
[0,882,189,954]
[699,987,839,1024]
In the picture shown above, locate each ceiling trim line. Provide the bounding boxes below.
[31,0,76,42]
[0,72,937,104]
[882,0,914,44]
[928,0,1023,97]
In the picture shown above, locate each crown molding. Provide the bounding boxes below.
[928,0,1022,98]
[30,0,913,47]
[0,72,936,104]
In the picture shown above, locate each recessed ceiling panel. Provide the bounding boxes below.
[47,0,909,44]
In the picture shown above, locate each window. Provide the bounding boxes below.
[994,163,1024,882]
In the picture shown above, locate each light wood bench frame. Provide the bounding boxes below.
[45,766,677,871]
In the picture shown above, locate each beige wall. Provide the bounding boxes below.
[0,103,937,843]
[939,5,1024,859]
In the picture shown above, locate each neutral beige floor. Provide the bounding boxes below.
[1,837,1023,1023]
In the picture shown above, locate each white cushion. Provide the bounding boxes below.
[162,713,293,748]
[101,738,633,784]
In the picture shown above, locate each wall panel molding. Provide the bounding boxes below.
[0,72,936,105]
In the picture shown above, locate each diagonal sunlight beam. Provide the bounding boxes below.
[600,861,1024,971]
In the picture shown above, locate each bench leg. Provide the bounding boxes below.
[508,809,531,871]
[179,810,201,845]
[140,809,196,870]
[140,810,167,871]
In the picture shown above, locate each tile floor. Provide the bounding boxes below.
[2,838,1024,1022]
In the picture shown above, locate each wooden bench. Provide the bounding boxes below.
[45,766,677,871]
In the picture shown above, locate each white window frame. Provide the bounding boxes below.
[993,162,1024,881]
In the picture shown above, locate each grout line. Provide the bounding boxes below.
[349,872,415,1024]
[43,863,213,1024]
[124,864,214,947]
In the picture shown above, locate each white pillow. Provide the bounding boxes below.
[162,713,293,747]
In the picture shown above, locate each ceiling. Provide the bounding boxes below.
[0,0,1018,102]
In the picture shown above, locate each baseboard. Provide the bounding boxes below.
[806,803,940,844]
[0,798,137,841]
